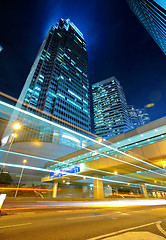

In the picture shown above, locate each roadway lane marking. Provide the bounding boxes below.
[66,213,118,220]
[0,223,32,229]
[120,213,130,215]
[86,221,160,240]
[101,232,165,239]
[156,221,166,237]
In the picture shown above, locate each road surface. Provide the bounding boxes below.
[1,200,166,239]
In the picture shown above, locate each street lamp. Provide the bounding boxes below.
[1,123,21,173]
[13,123,21,130]
[14,159,27,198]
[97,138,103,143]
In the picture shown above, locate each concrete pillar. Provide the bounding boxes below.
[52,182,58,198]
[136,189,140,196]
[93,177,104,200]
[105,185,112,197]
[82,185,88,198]
[140,184,148,198]
[162,192,166,199]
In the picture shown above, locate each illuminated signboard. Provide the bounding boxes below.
[50,165,80,179]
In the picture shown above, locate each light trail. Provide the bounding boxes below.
[2,200,166,210]
[1,99,166,182]
[1,206,47,211]
[0,91,97,138]
[85,167,150,181]
[1,162,166,190]
[0,97,165,175]
[0,187,53,191]
[0,162,139,186]
[86,167,166,187]
[0,144,165,185]
[0,149,62,164]
[56,145,166,179]
[0,145,165,185]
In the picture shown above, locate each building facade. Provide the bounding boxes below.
[128,105,140,128]
[128,105,150,128]
[92,77,132,139]
[127,0,166,54]
[18,19,91,133]
[137,108,151,125]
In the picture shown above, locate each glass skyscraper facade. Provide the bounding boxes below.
[18,18,91,133]
[127,0,166,54]
[92,77,132,139]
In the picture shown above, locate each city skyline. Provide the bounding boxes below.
[0,0,166,124]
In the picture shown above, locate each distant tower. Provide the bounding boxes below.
[92,77,132,139]
[136,108,151,125]
[128,105,151,128]
[17,19,91,132]
[128,105,140,128]
[127,0,166,54]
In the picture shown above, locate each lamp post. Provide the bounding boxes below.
[14,159,27,198]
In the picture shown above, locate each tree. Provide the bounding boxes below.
[0,172,13,185]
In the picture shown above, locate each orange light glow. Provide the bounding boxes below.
[0,187,53,191]
[97,138,103,143]
[1,206,47,211]
[13,133,17,138]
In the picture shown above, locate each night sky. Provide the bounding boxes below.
[0,0,166,122]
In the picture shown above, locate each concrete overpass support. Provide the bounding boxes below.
[52,182,58,198]
[105,186,112,197]
[140,184,148,198]
[93,177,104,200]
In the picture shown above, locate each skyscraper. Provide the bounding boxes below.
[18,18,91,133]
[92,77,132,139]
[127,0,166,54]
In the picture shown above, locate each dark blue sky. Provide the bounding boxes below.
[0,0,166,121]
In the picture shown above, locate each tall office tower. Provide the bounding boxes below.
[92,77,132,139]
[17,18,91,133]
[137,108,151,125]
[127,0,166,54]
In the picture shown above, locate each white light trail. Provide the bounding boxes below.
[0,162,138,186]
[0,149,61,163]
[1,100,165,179]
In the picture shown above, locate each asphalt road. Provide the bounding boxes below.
[1,202,166,240]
